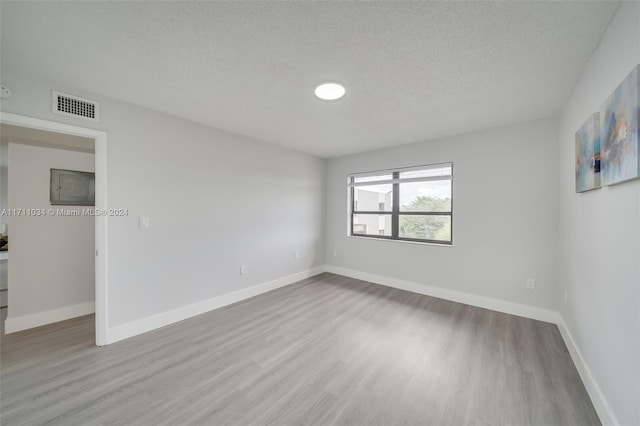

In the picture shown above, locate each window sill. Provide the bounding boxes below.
[347,235,454,247]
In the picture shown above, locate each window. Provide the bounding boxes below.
[349,163,452,244]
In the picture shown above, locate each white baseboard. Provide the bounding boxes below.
[325,265,558,323]
[4,301,95,333]
[557,316,619,426]
[105,266,325,344]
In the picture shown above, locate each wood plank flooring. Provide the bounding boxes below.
[0,273,600,425]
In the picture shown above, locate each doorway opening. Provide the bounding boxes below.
[0,113,107,346]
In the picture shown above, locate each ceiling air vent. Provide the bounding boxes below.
[52,91,99,122]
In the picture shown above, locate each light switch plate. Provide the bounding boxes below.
[139,216,150,228]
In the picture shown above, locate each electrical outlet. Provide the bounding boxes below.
[240,265,247,275]
[564,291,568,305]
[526,278,535,290]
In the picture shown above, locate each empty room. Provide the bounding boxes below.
[0,1,638,425]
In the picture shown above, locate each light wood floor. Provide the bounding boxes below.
[1,273,599,425]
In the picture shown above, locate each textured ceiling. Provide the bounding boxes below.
[0,1,619,158]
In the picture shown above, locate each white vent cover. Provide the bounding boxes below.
[52,91,99,122]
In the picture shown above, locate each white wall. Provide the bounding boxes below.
[7,143,95,321]
[1,141,8,230]
[326,118,559,311]
[0,142,6,306]
[0,69,325,334]
[558,2,640,425]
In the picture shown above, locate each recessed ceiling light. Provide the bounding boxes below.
[314,82,345,101]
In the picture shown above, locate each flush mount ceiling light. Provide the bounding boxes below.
[314,82,346,101]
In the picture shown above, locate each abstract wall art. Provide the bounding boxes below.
[575,112,601,192]
[600,64,639,187]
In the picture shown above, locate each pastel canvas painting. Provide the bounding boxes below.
[575,113,601,192]
[600,64,640,186]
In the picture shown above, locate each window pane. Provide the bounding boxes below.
[399,181,451,212]
[399,215,451,241]
[353,174,393,184]
[353,184,393,212]
[400,166,451,180]
[353,214,392,236]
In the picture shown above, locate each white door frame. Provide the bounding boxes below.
[0,112,108,346]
